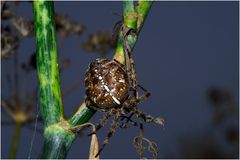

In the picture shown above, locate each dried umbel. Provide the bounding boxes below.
[85,59,129,109]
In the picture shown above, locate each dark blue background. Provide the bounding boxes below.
[1,1,239,158]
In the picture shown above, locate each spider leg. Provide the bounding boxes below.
[87,108,113,136]
[95,110,121,157]
[132,85,163,126]
[121,24,138,97]
[137,84,151,100]
[133,108,164,126]
[120,112,138,128]
[123,36,131,78]
[95,109,114,132]
[86,104,101,111]
[137,84,149,93]
[85,99,107,112]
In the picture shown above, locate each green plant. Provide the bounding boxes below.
[33,0,153,158]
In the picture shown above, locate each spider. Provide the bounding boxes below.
[85,23,164,157]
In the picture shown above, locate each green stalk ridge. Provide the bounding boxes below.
[33,1,63,128]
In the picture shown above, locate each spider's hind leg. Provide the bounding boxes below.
[95,110,121,157]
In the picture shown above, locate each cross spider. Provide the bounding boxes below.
[85,23,164,157]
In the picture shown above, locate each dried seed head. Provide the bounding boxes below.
[85,59,129,109]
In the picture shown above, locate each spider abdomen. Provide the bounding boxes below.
[85,59,129,109]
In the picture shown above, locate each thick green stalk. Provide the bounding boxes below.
[33,1,76,158]
[33,0,63,128]
[8,122,21,159]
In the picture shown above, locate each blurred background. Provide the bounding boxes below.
[1,1,239,159]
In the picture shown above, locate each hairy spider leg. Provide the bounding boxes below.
[133,85,164,126]
[122,24,138,97]
[138,123,145,158]
[120,112,138,128]
[95,110,121,157]
[87,108,114,136]
[133,107,164,126]
[86,99,107,112]
[135,84,151,108]
[133,108,154,123]
[132,85,156,123]
[87,104,106,112]
[137,84,151,98]
[95,108,114,132]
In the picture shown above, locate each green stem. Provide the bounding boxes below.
[136,1,153,33]
[123,0,137,29]
[68,102,96,126]
[114,0,137,64]
[33,0,63,128]
[33,1,74,158]
[8,122,21,159]
[114,33,125,64]
[114,0,153,64]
